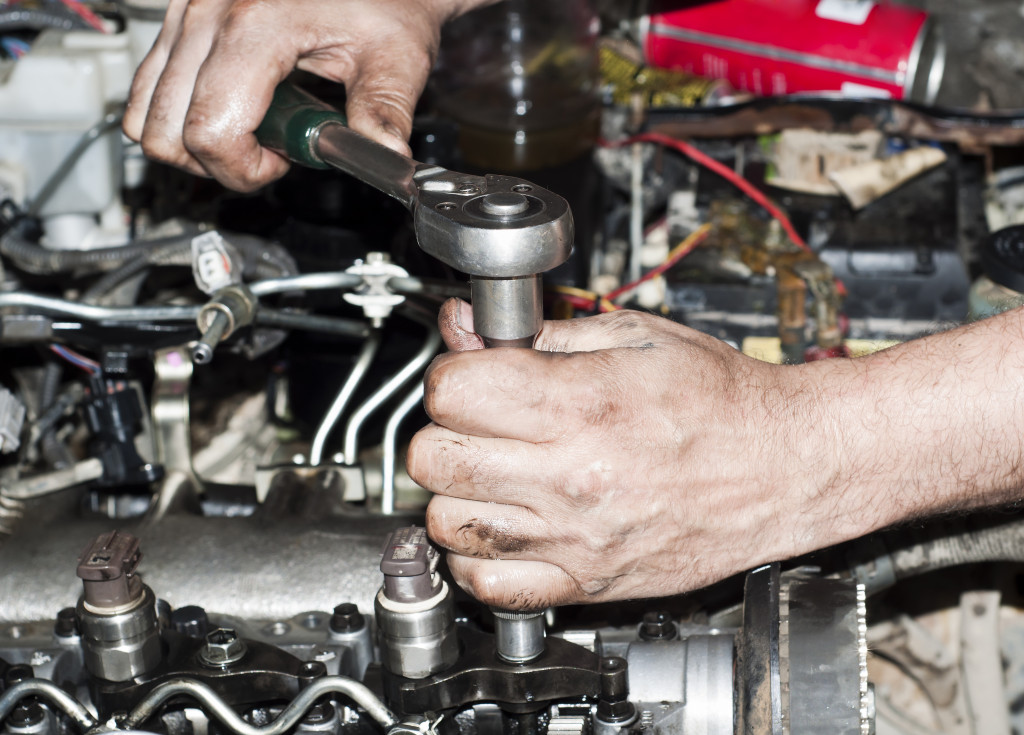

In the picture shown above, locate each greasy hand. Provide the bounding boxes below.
[408,300,867,609]
[124,0,482,191]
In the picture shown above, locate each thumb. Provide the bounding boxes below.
[438,298,485,352]
[534,310,657,353]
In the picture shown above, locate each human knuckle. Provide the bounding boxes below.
[181,121,217,158]
[140,131,183,166]
[464,568,503,606]
[423,359,460,421]
[424,501,452,546]
[404,435,431,487]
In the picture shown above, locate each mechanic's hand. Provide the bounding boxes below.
[124,0,486,191]
[408,299,876,609]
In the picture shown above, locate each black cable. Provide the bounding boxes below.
[0,6,90,32]
[28,111,123,217]
[255,310,369,339]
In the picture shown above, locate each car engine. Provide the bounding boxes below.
[1,1,1024,735]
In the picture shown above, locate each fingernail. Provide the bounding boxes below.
[456,298,474,332]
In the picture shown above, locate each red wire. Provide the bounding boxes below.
[59,0,107,32]
[605,132,812,254]
[604,227,711,304]
[556,294,601,311]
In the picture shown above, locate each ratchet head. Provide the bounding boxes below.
[257,82,573,279]
[412,169,574,278]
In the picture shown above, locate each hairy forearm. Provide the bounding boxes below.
[807,306,1024,536]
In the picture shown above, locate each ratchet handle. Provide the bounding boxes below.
[255,82,342,170]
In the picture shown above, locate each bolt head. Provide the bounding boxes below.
[639,610,677,640]
[329,603,364,634]
[54,607,79,638]
[479,192,530,218]
[201,627,246,666]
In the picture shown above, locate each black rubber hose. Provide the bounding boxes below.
[0,7,90,32]
[889,517,1024,575]
[0,229,199,275]
[256,310,369,339]
[3,224,297,286]
[850,514,1024,594]
[83,235,298,304]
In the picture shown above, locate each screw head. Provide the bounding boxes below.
[200,627,246,666]
[435,202,457,213]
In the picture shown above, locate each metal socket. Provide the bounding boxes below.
[77,585,162,682]
[471,276,543,346]
[375,584,458,679]
[493,609,546,664]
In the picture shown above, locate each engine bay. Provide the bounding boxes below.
[2,1,1024,734]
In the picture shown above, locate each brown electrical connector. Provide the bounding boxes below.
[76,530,143,610]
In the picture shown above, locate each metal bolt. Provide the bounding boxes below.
[200,628,246,666]
[597,656,635,724]
[54,607,78,638]
[479,193,530,218]
[4,664,33,687]
[511,184,533,193]
[457,183,481,195]
[329,603,364,634]
[8,703,45,728]
[171,605,209,639]
[639,610,677,641]
[435,202,457,212]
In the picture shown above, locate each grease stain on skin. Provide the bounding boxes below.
[506,588,548,611]
[457,519,531,557]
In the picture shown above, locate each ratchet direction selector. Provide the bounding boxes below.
[257,83,574,347]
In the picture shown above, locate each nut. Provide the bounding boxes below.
[200,627,246,666]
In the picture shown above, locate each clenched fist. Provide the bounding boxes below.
[409,299,1024,609]
[124,0,492,191]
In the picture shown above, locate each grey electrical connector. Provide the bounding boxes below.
[0,387,25,454]
[375,526,458,679]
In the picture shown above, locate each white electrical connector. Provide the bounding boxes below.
[0,387,26,454]
[343,253,408,326]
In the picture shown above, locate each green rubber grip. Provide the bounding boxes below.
[255,82,346,170]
